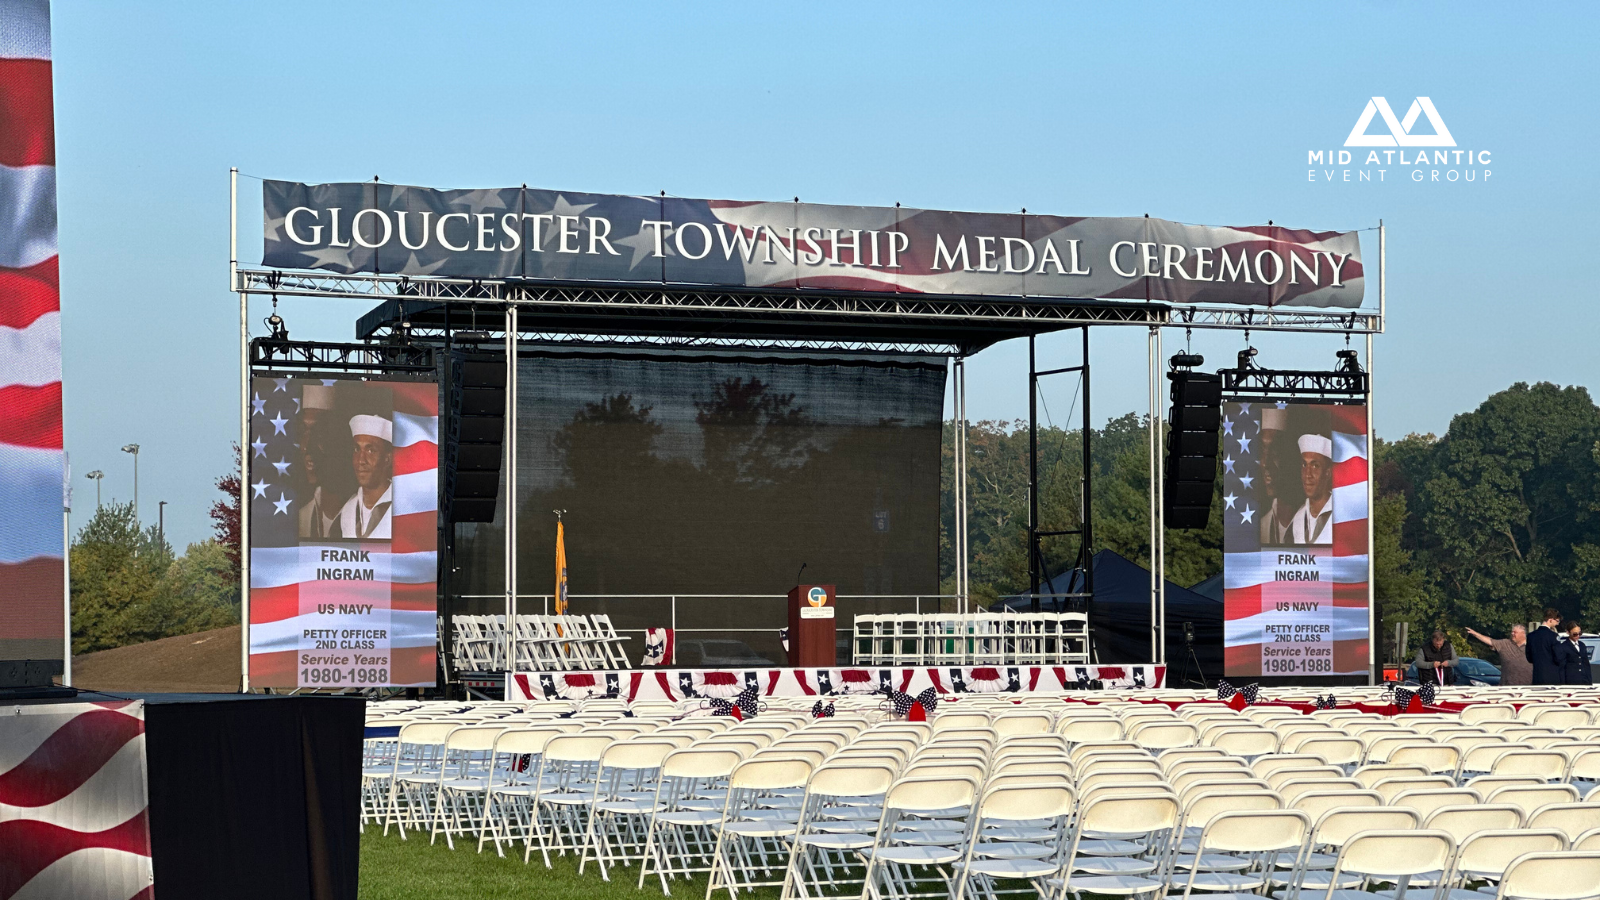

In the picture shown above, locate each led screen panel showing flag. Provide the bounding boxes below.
[247,374,438,688]
[0,0,65,668]
[1222,400,1369,677]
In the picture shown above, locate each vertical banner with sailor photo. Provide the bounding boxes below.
[1222,400,1369,677]
[247,374,439,688]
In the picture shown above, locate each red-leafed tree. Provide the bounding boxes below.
[211,442,241,578]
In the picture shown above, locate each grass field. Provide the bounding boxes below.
[358,828,781,900]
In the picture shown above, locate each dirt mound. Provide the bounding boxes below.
[72,625,242,693]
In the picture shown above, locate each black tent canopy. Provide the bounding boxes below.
[994,549,1222,685]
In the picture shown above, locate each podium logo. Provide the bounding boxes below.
[1344,97,1454,147]
[807,587,828,607]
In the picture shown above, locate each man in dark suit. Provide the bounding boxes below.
[1526,608,1564,685]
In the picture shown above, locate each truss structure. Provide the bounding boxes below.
[236,268,1382,353]
[250,337,436,373]
[1217,366,1368,399]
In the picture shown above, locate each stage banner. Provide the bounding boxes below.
[0,0,66,668]
[0,700,153,898]
[262,181,1365,309]
[248,374,438,688]
[1222,401,1370,677]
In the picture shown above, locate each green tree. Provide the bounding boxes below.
[150,540,241,638]
[70,502,240,654]
[1412,382,1600,633]
[70,502,172,653]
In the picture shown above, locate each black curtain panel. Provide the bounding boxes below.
[142,695,364,900]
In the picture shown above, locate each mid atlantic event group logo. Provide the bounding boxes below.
[1308,97,1491,185]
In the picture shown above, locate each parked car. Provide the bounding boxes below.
[672,639,775,668]
[1404,655,1501,686]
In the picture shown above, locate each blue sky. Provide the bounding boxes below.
[51,1,1600,549]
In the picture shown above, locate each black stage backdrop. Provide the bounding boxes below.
[453,349,945,658]
[143,694,364,900]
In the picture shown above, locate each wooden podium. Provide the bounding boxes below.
[787,584,837,667]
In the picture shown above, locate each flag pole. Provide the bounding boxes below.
[234,166,250,693]
[503,304,518,677]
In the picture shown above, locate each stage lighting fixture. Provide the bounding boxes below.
[263,313,288,340]
[1236,347,1259,369]
[453,330,491,343]
[1169,353,1204,370]
[1336,348,1363,373]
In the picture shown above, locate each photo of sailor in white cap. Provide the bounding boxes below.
[338,413,394,540]
[1289,432,1335,545]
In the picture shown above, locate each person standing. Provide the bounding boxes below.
[1465,624,1532,686]
[1526,609,1564,686]
[1413,630,1459,686]
[1556,621,1593,686]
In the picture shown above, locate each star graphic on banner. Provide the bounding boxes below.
[528,195,600,253]
[299,245,355,269]
[251,437,267,458]
[272,492,292,515]
[270,413,289,435]
[251,478,270,499]
[273,378,288,392]
[1221,416,1234,436]
[1223,492,1237,510]
[272,457,291,475]
[1222,456,1235,474]
[1239,473,1255,489]
[1237,434,1252,454]
[615,223,673,270]
[264,214,285,243]
[548,194,596,219]
[251,392,266,416]
[1276,401,1288,409]
[398,252,449,277]
[454,188,509,211]
[293,397,301,413]
[1240,504,1255,524]
[1239,402,1252,414]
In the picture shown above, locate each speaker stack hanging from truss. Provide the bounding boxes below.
[444,352,506,523]
[1164,353,1222,529]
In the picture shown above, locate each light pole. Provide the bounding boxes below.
[85,470,103,509]
[121,444,140,521]
[158,500,167,549]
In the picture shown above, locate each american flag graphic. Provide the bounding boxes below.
[1222,400,1369,677]
[246,376,438,688]
[0,0,65,666]
[0,701,153,900]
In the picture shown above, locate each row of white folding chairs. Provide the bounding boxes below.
[853,612,1090,666]
[366,711,1600,896]
[451,613,632,672]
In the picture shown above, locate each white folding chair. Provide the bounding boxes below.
[780,762,899,900]
[859,775,982,900]
[706,757,816,898]
[637,747,746,894]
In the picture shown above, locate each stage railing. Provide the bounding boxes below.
[449,593,963,671]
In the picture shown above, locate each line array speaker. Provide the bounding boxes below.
[1164,364,1221,530]
[444,352,505,523]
